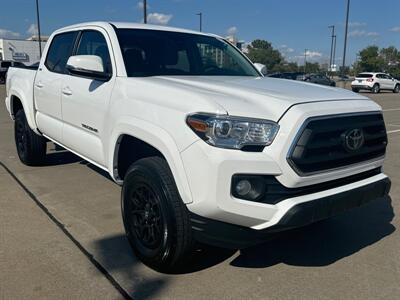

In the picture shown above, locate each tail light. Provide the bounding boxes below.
[366,78,374,82]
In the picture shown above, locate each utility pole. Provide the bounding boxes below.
[35,0,42,57]
[143,0,147,24]
[304,49,307,74]
[328,25,335,74]
[333,35,337,72]
[342,0,350,77]
[196,12,202,32]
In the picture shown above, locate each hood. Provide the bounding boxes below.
[152,76,369,121]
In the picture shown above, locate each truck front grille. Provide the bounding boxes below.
[287,112,387,175]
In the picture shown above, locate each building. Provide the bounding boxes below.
[197,34,248,68]
[225,35,246,52]
[0,36,47,65]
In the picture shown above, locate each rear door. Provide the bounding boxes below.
[375,74,385,89]
[60,29,115,167]
[35,31,78,141]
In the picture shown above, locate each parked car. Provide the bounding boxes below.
[304,73,336,86]
[268,72,305,81]
[5,22,391,271]
[351,72,400,93]
[339,75,351,81]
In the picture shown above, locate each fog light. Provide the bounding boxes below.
[235,180,252,196]
[232,175,266,201]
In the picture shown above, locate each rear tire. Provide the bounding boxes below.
[121,157,193,272]
[14,110,46,166]
[372,84,380,94]
[393,84,400,93]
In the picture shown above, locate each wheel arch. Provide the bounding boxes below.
[8,88,40,134]
[109,119,193,204]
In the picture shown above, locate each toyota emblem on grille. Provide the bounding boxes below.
[343,128,365,151]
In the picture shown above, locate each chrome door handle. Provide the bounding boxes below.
[62,87,72,96]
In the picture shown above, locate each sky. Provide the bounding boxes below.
[1,0,399,65]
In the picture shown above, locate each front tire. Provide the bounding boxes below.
[393,84,400,93]
[121,157,193,272]
[372,84,380,94]
[14,110,46,166]
[352,88,359,93]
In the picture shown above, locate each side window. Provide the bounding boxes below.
[45,31,78,73]
[76,31,112,74]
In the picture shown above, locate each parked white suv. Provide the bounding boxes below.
[5,22,391,271]
[351,72,400,93]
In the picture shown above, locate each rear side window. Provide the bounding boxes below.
[75,30,112,74]
[45,31,78,73]
[356,73,373,78]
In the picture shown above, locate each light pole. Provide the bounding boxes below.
[333,35,337,72]
[342,0,350,77]
[304,49,308,74]
[35,0,42,57]
[143,0,147,24]
[196,12,202,32]
[328,25,335,74]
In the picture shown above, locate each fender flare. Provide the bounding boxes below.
[9,88,40,135]
[108,116,193,204]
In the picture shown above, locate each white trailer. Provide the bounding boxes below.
[0,38,46,65]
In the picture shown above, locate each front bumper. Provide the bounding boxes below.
[190,177,391,249]
[181,100,385,229]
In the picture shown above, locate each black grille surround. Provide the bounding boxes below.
[287,112,387,175]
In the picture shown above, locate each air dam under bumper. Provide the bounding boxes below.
[190,177,391,249]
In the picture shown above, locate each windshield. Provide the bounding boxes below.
[116,29,259,77]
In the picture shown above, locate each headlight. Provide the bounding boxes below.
[186,113,279,150]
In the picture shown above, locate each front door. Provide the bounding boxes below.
[383,74,395,90]
[61,29,115,167]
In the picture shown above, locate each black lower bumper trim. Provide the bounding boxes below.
[190,177,391,249]
[352,85,372,90]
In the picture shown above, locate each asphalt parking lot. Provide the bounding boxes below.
[0,84,399,300]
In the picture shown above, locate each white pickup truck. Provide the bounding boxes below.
[5,22,391,271]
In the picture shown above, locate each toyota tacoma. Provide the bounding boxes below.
[5,22,391,271]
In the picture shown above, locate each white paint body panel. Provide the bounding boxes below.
[4,22,388,229]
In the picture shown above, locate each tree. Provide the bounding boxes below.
[304,62,321,74]
[271,62,300,73]
[380,46,400,78]
[357,46,384,72]
[246,39,284,73]
[354,45,400,78]
[380,46,399,66]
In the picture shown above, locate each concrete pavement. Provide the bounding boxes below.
[0,85,399,299]
[0,164,122,300]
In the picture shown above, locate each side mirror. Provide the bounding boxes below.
[66,55,111,81]
[254,63,267,76]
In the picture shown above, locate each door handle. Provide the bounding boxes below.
[62,87,73,96]
[35,82,44,88]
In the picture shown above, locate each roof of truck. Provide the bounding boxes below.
[57,21,218,38]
